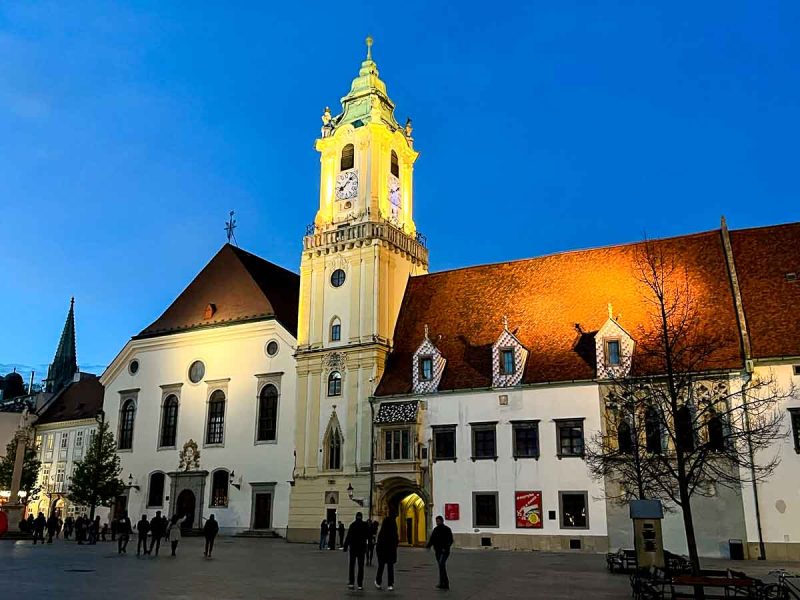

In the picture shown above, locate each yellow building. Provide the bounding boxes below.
[287,38,428,542]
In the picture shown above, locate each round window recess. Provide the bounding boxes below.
[128,359,139,375]
[188,360,205,384]
[266,340,279,357]
[331,268,346,288]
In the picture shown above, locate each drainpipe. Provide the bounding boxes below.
[741,370,766,560]
[368,396,375,521]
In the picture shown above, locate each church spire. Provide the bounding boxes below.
[45,297,78,394]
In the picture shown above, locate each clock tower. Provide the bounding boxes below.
[288,38,429,541]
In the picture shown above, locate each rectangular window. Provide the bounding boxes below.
[419,356,434,381]
[75,430,84,448]
[512,421,540,458]
[556,419,585,457]
[384,429,411,461]
[793,365,800,376]
[331,323,341,342]
[60,432,69,448]
[790,408,800,454]
[471,423,497,460]
[500,349,515,375]
[41,465,51,486]
[35,435,42,450]
[56,463,66,483]
[473,492,499,528]
[206,399,225,445]
[606,339,621,366]
[46,435,54,450]
[559,491,589,529]
[432,425,456,460]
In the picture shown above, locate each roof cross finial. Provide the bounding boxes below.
[225,210,238,246]
[365,35,373,60]
[424,323,429,340]
[608,303,613,319]
[502,314,509,330]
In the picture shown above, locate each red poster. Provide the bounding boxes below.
[444,503,459,521]
[515,491,543,528]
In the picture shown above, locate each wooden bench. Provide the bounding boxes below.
[670,575,755,599]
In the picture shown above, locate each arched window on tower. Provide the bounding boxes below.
[676,405,694,453]
[118,399,136,450]
[645,407,662,454]
[210,469,229,507]
[341,144,354,171]
[390,150,399,177]
[327,371,342,397]
[160,395,178,448]
[617,419,633,454]
[324,419,343,471]
[707,409,725,452]
[330,317,342,342]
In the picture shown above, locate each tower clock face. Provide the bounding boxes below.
[335,170,358,200]
[388,175,401,218]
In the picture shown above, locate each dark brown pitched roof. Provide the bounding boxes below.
[36,376,103,425]
[730,222,800,360]
[375,226,768,397]
[136,244,300,339]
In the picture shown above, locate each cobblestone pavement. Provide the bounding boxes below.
[1,537,796,600]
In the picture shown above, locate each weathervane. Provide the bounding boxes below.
[225,210,238,246]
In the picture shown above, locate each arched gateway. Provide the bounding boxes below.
[375,477,430,547]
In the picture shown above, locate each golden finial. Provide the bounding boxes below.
[608,303,614,319]
[366,35,373,60]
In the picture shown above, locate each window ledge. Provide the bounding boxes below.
[556,453,585,460]
[431,457,457,463]
[209,504,229,509]
[157,446,176,452]
[254,439,278,446]
[117,448,133,453]
[470,456,498,462]
[203,443,225,449]
[513,455,540,461]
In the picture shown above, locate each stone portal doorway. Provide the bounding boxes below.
[176,489,196,529]
[394,492,426,546]
[250,482,276,531]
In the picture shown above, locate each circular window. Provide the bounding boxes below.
[188,360,205,384]
[331,268,346,288]
[128,359,139,375]
[266,340,279,357]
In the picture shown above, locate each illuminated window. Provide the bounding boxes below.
[390,150,399,177]
[118,399,136,450]
[340,144,354,171]
[210,469,229,507]
[206,390,226,445]
[257,384,278,442]
[60,432,69,448]
[327,372,342,397]
[75,431,83,448]
[419,356,433,381]
[160,395,179,448]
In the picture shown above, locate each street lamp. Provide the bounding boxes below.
[126,474,140,492]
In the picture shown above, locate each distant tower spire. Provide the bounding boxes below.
[45,297,78,394]
[225,210,238,246]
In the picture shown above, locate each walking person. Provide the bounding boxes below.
[136,514,150,556]
[374,512,399,591]
[64,516,74,540]
[366,518,378,566]
[56,517,63,539]
[117,512,132,555]
[101,522,108,541]
[46,512,59,544]
[110,517,118,541]
[426,515,454,591]
[327,519,337,550]
[203,514,219,558]
[89,516,100,544]
[319,519,328,550]
[149,510,165,556]
[343,512,370,591]
[75,515,85,544]
[166,514,187,557]
[32,512,46,545]
[338,520,345,549]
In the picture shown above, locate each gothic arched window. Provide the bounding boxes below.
[147,472,165,507]
[210,469,229,507]
[645,407,662,454]
[341,144,354,171]
[160,395,178,448]
[118,399,136,450]
[707,410,725,452]
[390,150,399,177]
[327,371,342,397]
[324,421,343,471]
[617,419,633,454]
[257,384,279,442]
[206,390,226,445]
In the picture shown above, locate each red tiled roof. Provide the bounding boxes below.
[375,227,769,397]
[36,376,104,425]
[730,222,800,360]
[136,244,300,339]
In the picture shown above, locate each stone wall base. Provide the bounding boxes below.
[747,542,800,561]
[286,527,320,544]
[454,532,609,553]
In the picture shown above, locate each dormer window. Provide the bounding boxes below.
[340,143,354,171]
[500,348,516,375]
[605,339,621,366]
[419,356,433,381]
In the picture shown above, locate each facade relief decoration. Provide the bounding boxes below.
[178,439,201,472]
[325,351,347,373]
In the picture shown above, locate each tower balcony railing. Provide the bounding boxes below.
[303,218,429,266]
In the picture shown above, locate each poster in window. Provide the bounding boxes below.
[515,490,543,528]
[444,503,459,521]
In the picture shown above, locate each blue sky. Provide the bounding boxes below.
[1,2,798,378]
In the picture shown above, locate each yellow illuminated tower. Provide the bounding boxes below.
[287,38,429,541]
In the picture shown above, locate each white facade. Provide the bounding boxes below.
[101,320,297,535]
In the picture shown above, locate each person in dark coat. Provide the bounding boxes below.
[74,515,85,544]
[26,513,35,534]
[117,512,132,554]
[366,519,379,566]
[64,516,74,540]
[319,519,328,550]
[426,515,454,590]
[101,522,108,541]
[203,514,219,558]
[374,513,399,591]
[110,517,118,541]
[136,515,150,556]
[32,512,46,544]
[343,512,370,590]
[327,519,337,550]
[149,511,165,556]
[338,520,345,548]
[89,516,100,544]
[46,513,59,543]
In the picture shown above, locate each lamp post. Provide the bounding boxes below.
[89,409,105,519]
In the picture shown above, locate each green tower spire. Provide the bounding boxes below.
[45,297,78,394]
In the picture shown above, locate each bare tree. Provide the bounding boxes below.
[586,241,794,575]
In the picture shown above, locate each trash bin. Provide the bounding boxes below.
[729,539,744,560]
